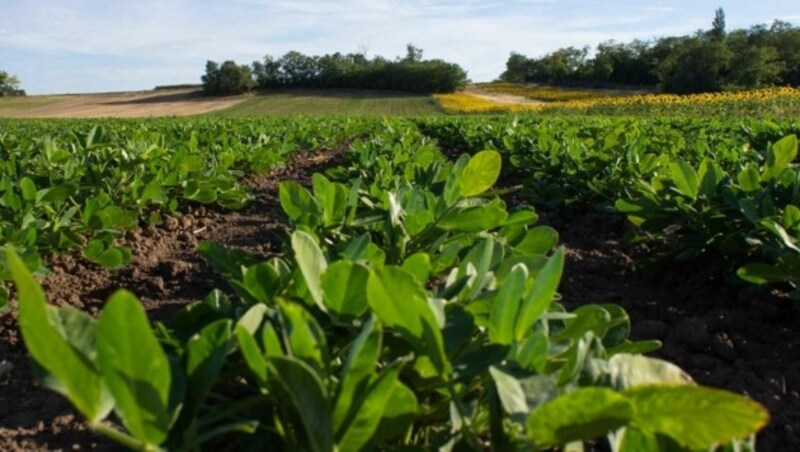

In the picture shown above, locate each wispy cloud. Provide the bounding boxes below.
[0,0,797,94]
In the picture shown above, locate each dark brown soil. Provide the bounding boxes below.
[0,148,342,451]
[544,210,800,451]
[2,145,800,450]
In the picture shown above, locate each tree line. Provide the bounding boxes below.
[0,71,25,96]
[499,9,800,94]
[202,44,468,96]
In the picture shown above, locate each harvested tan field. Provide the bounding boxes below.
[0,89,250,118]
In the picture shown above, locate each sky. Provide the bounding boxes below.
[1,0,799,95]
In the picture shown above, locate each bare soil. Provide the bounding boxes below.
[465,86,544,105]
[1,145,799,450]
[0,89,250,118]
[0,148,342,451]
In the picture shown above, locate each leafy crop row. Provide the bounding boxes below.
[8,120,769,450]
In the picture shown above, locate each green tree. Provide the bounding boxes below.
[710,7,727,40]
[201,60,255,95]
[657,37,732,93]
[0,70,25,96]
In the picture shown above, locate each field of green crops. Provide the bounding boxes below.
[216,90,441,116]
[2,112,800,450]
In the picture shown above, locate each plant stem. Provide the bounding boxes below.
[446,380,482,450]
[92,422,158,451]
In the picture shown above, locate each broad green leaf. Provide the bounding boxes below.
[489,264,527,345]
[401,253,432,286]
[766,135,798,174]
[515,248,564,341]
[554,305,611,342]
[97,290,171,446]
[516,226,559,255]
[491,367,558,422]
[367,267,450,375]
[504,210,539,227]
[333,317,382,431]
[337,362,402,452]
[782,205,800,231]
[373,382,419,442]
[613,427,661,452]
[737,263,789,284]
[443,154,469,206]
[439,200,509,232]
[279,301,328,375]
[279,181,318,220]
[625,386,769,450]
[8,247,108,423]
[606,354,693,390]
[184,319,232,421]
[669,160,699,199]
[236,325,267,385]
[41,183,78,203]
[268,356,333,452]
[20,177,37,202]
[459,150,502,198]
[321,261,369,317]
[528,387,633,449]
[697,159,722,198]
[292,231,328,310]
[736,165,761,192]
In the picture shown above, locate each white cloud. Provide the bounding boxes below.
[0,0,796,93]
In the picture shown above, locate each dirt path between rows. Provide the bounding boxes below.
[0,148,343,451]
[0,89,250,118]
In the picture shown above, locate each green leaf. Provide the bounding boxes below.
[41,183,78,203]
[20,177,37,202]
[367,267,450,375]
[489,263,527,345]
[613,427,661,452]
[279,301,328,375]
[321,260,370,317]
[766,135,798,174]
[184,319,232,421]
[8,247,109,423]
[443,154,469,206]
[782,205,800,231]
[669,159,699,199]
[236,325,268,385]
[97,290,171,446]
[737,263,789,285]
[515,226,559,255]
[401,253,432,286]
[515,248,564,341]
[606,354,693,390]
[439,199,509,232]
[292,231,328,310]
[624,386,769,450]
[333,317,382,432]
[459,150,502,198]
[268,356,333,452]
[737,165,761,192]
[373,382,418,442]
[527,387,633,449]
[279,181,318,220]
[337,361,402,452]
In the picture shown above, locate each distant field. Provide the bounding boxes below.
[0,95,70,113]
[0,89,249,118]
[217,89,442,116]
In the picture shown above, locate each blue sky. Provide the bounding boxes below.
[1,1,799,94]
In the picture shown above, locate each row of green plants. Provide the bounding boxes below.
[9,122,768,450]
[0,117,380,306]
[418,116,800,294]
